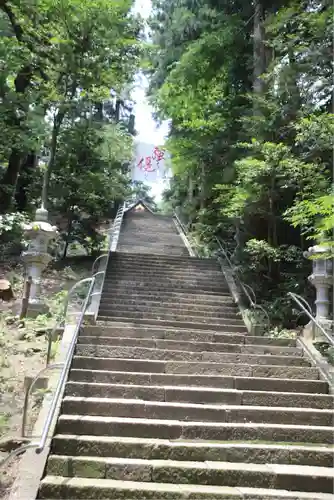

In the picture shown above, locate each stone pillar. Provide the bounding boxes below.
[304,244,333,322]
[21,207,58,317]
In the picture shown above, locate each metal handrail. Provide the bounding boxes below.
[288,292,313,315]
[214,238,270,330]
[0,276,96,470]
[1,206,126,468]
[173,214,197,257]
[23,267,107,439]
[173,212,270,330]
[288,292,334,347]
[44,276,97,368]
[94,203,125,315]
[214,238,259,307]
[92,253,108,275]
[21,363,63,437]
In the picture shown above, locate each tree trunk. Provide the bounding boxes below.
[41,112,64,210]
[0,149,23,213]
[115,99,121,123]
[15,152,38,212]
[199,163,206,210]
[253,0,266,98]
[0,64,33,213]
[62,212,73,260]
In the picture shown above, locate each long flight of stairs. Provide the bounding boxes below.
[38,206,334,499]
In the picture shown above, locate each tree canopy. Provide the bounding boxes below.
[0,0,142,257]
[0,0,141,213]
[148,0,333,325]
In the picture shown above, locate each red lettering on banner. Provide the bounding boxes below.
[152,146,164,163]
[145,156,154,171]
[137,146,165,176]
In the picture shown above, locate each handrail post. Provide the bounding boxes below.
[288,292,334,347]
[21,363,63,438]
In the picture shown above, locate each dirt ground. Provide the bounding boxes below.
[0,257,93,498]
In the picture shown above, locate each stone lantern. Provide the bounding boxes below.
[304,244,333,324]
[21,206,58,317]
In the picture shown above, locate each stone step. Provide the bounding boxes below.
[65,381,333,409]
[97,316,247,333]
[103,278,230,293]
[108,260,221,272]
[117,245,190,256]
[119,235,182,242]
[82,324,297,347]
[76,336,302,357]
[51,435,334,467]
[69,369,327,394]
[98,313,246,330]
[122,223,178,229]
[121,226,179,232]
[119,228,182,234]
[45,456,334,493]
[82,324,245,342]
[61,397,333,427]
[99,297,238,313]
[112,261,217,279]
[56,415,334,444]
[102,286,229,297]
[38,476,334,499]
[74,345,308,366]
[100,291,235,306]
[99,305,241,321]
[111,252,217,266]
[106,268,224,280]
[102,283,237,307]
[109,265,222,276]
[72,356,319,379]
[106,273,226,286]
[118,237,187,245]
[119,233,182,239]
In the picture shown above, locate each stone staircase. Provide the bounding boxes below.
[117,208,189,256]
[37,210,334,499]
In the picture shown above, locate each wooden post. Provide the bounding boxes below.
[20,276,33,320]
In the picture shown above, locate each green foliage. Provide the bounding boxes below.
[0,212,29,259]
[49,118,133,257]
[0,0,141,212]
[150,0,333,327]
[313,342,334,366]
[131,182,157,210]
[269,327,296,339]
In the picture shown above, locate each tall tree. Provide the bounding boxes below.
[0,0,140,213]
[149,0,333,325]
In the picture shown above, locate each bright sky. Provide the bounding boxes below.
[132,0,170,201]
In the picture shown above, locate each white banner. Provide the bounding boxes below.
[132,142,171,182]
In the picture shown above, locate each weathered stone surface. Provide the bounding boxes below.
[241,390,333,409]
[72,356,166,373]
[251,365,318,379]
[240,345,302,357]
[50,436,334,467]
[234,376,327,393]
[150,373,235,388]
[46,457,334,494]
[77,336,157,348]
[105,459,152,481]
[47,456,106,479]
